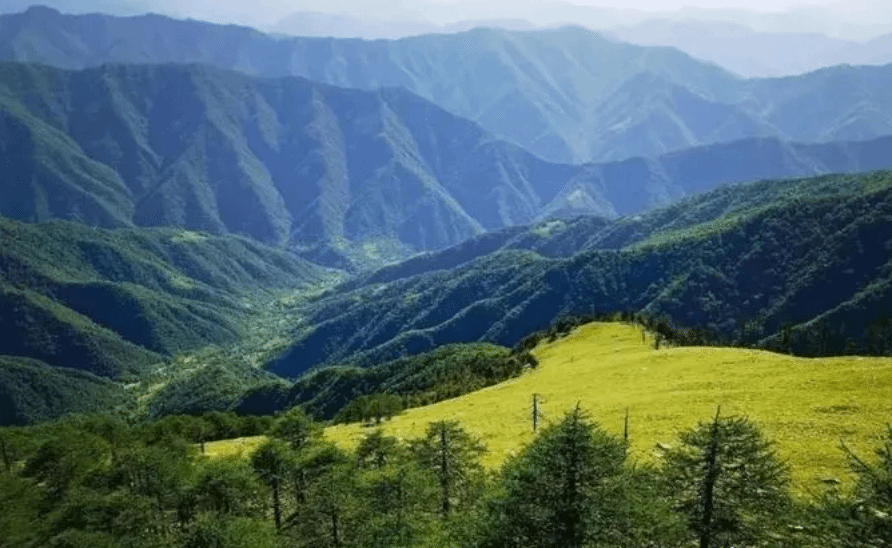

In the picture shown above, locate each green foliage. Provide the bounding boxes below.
[146,364,287,418]
[410,420,486,518]
[189,457,268,518]
[277,170,892,376]
[180,513,280,548]
[0,357,135,426]
[21,428,110,499]
[0,474,45,547]
[659,413,792,547]
[827,427,892,546]
[354,430,403,470]
[0,409,889,547]
[333,394,403,426]
[250,439,294,530]
[0,213,330,424]
[481,406,629,548]
[281,342,530,418]
[271,407,322,451]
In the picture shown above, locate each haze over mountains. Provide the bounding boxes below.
[5,0,892,80]
[3,7,892,166]
[2,59,891,270]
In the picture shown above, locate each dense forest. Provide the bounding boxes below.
[1,406,890,548]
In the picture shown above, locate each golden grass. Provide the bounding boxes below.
[325,322,892,496]
[202,435,267,458]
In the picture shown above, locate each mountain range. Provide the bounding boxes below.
[607,20,892,78]
[3,7,892,165]
[5,168,891,424]
[0,213,334,423]
[2,5,892,425]
[2,60,891,269]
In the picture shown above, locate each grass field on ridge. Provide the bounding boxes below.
[324,322,892,496]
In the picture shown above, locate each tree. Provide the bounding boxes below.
[107,437,193,535]
[0,428,13,474]
[46,487,166,548]
[410,420,485,518]
[480,406,628,548]
[22,428,110,500]
[660,413,791,548]
[355,429,402,470]
[179,513,280,548]
[190,457,267,519]
[272,407,321,451]
[335,394,403,426]
[287,442,358,548]
[352,431,440,548]
[250,439,293,530]
[0,474,47,547]
[835,425,892,546]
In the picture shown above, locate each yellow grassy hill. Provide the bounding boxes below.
[325,322,892,495]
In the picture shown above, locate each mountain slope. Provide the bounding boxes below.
[0,214,330,379]
[4,7,892,164]
[0,61,590,266]
[0,356,134,426]
[268,171,892,378]
[324,322,892,494]
[2,61,890,268]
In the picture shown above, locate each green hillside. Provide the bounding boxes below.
[269,171,892,377]
[0,356,134,426]
[325,322,892,494]
[0,215,335,424]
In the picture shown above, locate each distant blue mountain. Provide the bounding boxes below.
[2,7,892,165]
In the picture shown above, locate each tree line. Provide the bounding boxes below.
[1,406,890,548]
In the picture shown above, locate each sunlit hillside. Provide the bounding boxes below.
[325,322,892,495]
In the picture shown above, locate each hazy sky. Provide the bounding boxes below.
[3,0,890,34]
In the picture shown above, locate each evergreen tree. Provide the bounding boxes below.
[355,429,402,470]
[660,413,791,548]
[480,406,627,548]
[410,420,486,518]
[835,425,892,546]
[190,456,267,518]
[250,439,294,530]
[271,407,321,451]
[179,513,280,548]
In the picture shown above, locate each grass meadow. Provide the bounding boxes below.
[323,322,892,496]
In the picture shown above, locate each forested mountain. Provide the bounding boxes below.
[268,171,892,378]
[0,214,331,422]
[3,7,892,164]
[2,61,890,269]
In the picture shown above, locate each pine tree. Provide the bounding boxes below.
[480,406,627,548]
[410,420,485,518]
[250,439,293,530]
[838,425,892,546]
[660,413,791,548]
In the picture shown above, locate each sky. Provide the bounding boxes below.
[3,0,890,36]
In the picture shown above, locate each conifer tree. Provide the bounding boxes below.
[660,414,791,548]
[480,406,627,548]
[410,420,485,518]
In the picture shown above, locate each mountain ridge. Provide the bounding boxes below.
[2,61,891,268]
[3,7,892,164]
